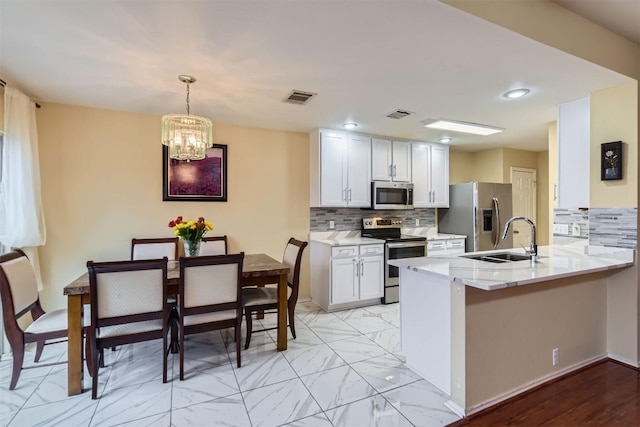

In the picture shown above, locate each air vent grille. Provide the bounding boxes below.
[386,109,414,119]
[283,90,317,105]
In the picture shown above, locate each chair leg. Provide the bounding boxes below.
[85,337,93,378]
[99,349,105,368]
[244,308,253,350]
[179,324,185,381]
[91,340,99,399]
[34,341,45,363]
[9,339,24,390]
[288,303,296,340]
[236,321,241,368]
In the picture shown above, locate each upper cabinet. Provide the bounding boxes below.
[411,143,449,208]
[310,129,371,207]
[372,138,411,182]
[557,97,590,208]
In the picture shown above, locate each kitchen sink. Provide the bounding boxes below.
[462,252,532,263]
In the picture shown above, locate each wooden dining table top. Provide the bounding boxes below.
[63,253,289,296]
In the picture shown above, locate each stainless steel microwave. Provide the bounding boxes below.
[371,182,414,210]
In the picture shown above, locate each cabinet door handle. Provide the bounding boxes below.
[432,191,435,203]
[393,164,397,177]
[348,188,352,201]
[343,188,347,201]
[360,259,364,276]
[354,258,359,277]
[389,165,393,178]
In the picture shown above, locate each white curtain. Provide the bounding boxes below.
[0,85,46,290]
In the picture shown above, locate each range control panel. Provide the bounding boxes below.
[362,217,402,229]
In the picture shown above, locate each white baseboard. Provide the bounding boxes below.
[466,354,607,416]
[444,400,465,418]
[607,353,639,368]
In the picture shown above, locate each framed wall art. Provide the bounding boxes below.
[601,141,622,181]
[163,144,228,201]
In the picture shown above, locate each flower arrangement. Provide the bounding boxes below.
[168,216,213,256]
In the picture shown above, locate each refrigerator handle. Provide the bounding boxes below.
[492,197,500,249]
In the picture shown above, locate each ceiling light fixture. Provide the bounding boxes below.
[161,75,213,161]
[438,137,453,143]
[503,88,530,99]
[342,122,358,130]
[423,119,504,136]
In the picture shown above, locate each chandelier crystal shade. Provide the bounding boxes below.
[161,75,213,161]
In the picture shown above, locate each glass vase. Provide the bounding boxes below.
[184,240,201,257]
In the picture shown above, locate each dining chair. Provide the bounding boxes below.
[242,238,308,349]
[86,257,171,399]
[199,235,228,256]
[0,250,79,390]
[131,237,179,261]
[178,253,244,379]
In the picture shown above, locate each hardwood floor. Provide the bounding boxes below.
[452,360,640,426]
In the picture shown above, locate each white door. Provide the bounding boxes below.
[392,141,412,182]
[371,138,392,181]
[346,134,372,207]
[320,131,347,206]
[330,257,359,304]
[429,144,449,207]
[511,167,537,249]
[359,255,384,300]
[411,144,429,207]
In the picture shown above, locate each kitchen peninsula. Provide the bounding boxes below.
[389,245,635,416]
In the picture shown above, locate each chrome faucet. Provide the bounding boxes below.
[502,216,537,263]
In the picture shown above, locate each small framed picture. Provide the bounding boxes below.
[162,144,228,201]
[601,141,623,181]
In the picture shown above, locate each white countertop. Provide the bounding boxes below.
[388,245,635,291]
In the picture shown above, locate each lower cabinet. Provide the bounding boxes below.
[426,238,466,257]
[311,242,384,312]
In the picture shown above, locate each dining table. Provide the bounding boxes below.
[63,253,290,396]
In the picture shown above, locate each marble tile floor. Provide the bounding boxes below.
[0,301,461,427]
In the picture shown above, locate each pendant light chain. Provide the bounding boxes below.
[186,83,190,115]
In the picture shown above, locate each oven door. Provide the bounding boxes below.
[385,241,426,288]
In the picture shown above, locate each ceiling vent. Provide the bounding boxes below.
[386,109,414,120]
[283,90,317,105]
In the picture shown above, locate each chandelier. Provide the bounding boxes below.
[161,75,213,161]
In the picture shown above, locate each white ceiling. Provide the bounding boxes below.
[0,0,635,152]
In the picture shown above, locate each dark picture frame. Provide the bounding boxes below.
[162,144,228,201]
[601,141,623,181]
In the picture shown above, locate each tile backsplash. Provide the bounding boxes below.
[310,207,436,232]
[589,208,637,249]
[553,208,589,240]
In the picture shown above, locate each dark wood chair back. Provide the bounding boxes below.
[131,237,179,261]
[199,235,228,256]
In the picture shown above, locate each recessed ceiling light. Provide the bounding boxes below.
[438,137,453,143]
[342,122,358,130]
[423,119,504,136]
[503,88,530,99]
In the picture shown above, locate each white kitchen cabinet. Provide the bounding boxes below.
[372,138,411,182]
[427,238,465,257]
[557,97,590,208]
[310,241,384,312]
[312,129,371,207]
[411,143,449,208]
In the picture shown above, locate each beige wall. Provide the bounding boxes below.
[36,103,310,310]
[449,150,474,184]
[590,81,638,208]
[465,272,608,411]
[469,148,503,183]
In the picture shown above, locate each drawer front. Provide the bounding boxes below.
[359,244,384,256]
[427,241,446,251]
[331,246,358,258]
[446,239,465,250]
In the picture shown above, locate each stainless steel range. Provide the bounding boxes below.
[361,217,427,304]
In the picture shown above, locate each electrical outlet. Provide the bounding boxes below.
[553,224,569,235]
[552,348,559,366]
[329,220,335,230]
[415,218,420,226]
[571,223,581,236]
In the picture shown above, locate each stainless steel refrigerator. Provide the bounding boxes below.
[438,182,513,253]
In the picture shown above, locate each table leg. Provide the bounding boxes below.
[277,273,288,351]
[67,294,83,395]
